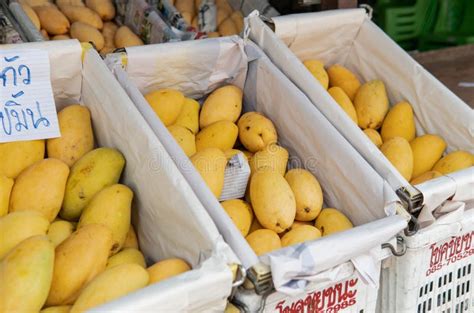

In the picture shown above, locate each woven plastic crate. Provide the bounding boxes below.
[381,209,474,313]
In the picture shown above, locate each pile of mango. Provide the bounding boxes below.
[173,0,244,37]
[303,61,474,185]
[144,85,354,257]
[18,0,143,55]
[0,104,190,313]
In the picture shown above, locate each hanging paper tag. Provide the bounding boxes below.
[0,49,60,143]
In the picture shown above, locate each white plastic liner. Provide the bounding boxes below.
[3,40,236,312]
[106,36,408,294]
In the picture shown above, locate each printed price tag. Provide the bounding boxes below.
[0,49,60,143]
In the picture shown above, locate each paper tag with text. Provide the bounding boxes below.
[0,49,60,143]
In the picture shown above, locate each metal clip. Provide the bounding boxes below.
[405,214,420,237]
[382,235,407,257]
[247,263,273,296]
[396,185,424,215]
[232,264,247,288]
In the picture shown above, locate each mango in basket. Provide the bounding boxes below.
[0,140,45,178]
[195,120,239,152]
[175,98,200,134]
[85,0,116,21]
[315,208,353,236]
[381,101,416,142]
[0,211,49,260]
[200,85,243,128]
[114,26,144,48]
[380,137,414,181]
[246,229,281,256]
[34,6,70,35]
[281,225,321,247]
[0,236,54,313]
[61,147,125,221]
[47,224,112,306]
[168,125,196,157]
[433,150,474,174]
[221,199,253,237]
[78,184,133,255]
[47,220,75,247]
[354,80,389,130]
[250,171,296,233]
[238,112,278,153]
[106,248,146,269]
[9,159,70,221]
[191,148,227,198]
[410,134,446,178]
[249,144,289,176]
[328,86,358,124]
[41,306,72,313]
[363,129,383,148]
[70,22,105,50]
[70,264,149,313]
[147,258,191,285]
[145,89,185,126]
[0,175,13,217]
[60,5,103,30]
[123,225,139,249]
[410,170,443,185]
[57,0,85,7]
[285,169,323,222]
[21,3,40,30]
[303,60,329,90]
[327,64,361,101]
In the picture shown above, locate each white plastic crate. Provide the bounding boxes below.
[381,209,474,313]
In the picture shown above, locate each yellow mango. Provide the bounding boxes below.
[315,208,353,236]
[230,11,244,33]
[114,26,144,48]
[41,306,72,313]
[410,134,446,178]
[47,224,113,306]
[0,176,13,217]
[246,229,281,256]
[47,220,75,247]
[123,225,139,249]
[381,101,416,142]
[0,236,54,313]
[381,137,414,181]
[85,0,115,20]
[78,184,133,255]
[60,5,103,29]
[354,80,389,129]
[363,129,383,148]
[250,171,296,233]
[145,89,185,126]
[57,0,85,6]
[47,105,94,167]
[106,248,146,269]
[225,302,240,313]
[9,159,69,221]
[207,32,220,38]
[147,258,191,285]
[303,60,329,90]
[61,147,125,221]
[216,8,230,25]
[34,6,70,35]
[0,140,44,178]
[52,34,71,40]
[433,151,474,174]
[0,211,49,260]
[249,144,288,176]
[70,264,149,313]
[167,125,196,157]
[328,87,358,124]
[238,112,278,153]
[195,120,238,152]
[101,21,118,53]
[18,0,53,7]
[224,149,242,161]
[200,85,243,128]
[289,220,312,231]
[70,21,105,50]
[281,225,321,247]
[248,216,263,233]
[190,148,227,198]
[221,199,253,237]
[218,18,238,36]
[285,169,323,222]
[175,98,200,134]
[327,64,361,101]
[21,3,41,30]
[410,171,443,185]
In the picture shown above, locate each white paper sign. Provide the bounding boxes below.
[0,49,60,142]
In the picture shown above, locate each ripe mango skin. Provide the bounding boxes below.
[249,144,288,177]
[246,229,281,256]
[410,134,446,178]
[303,60,329,90]
[47,105,94,167]
[191,148,227,198]
[281,225,321,247]
[195,121,238,152]
[238,112,278,153]
[410,171,443,185]
[40,306,72,313]
[46,224,113,306]
[250,171,296,233]
[363,129,383,148]
[168,125,196,157]
[433,151,474,175]
[175,98,200,134]
[285,169,323,222]
[381,101,416,142]
[144,89,184,126]
[0,236,54,313]
[0,211,49,260]
[0,140,45,178]
[123,225,139,249]
[10,158,70,222]
[78,184,133,255]
[354,80,389,130]
[200,85,243,128]
[0,176,14,217]
[380,137,414,181]
[61,147,125,221]
[47,220,75,247]
[147,258,191,285]
[328,86,358,124]
[106,248,146,269]
[327,64,361,101]
[70,264,149,313]
[221,199,253,237]
[315,208,353,236]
